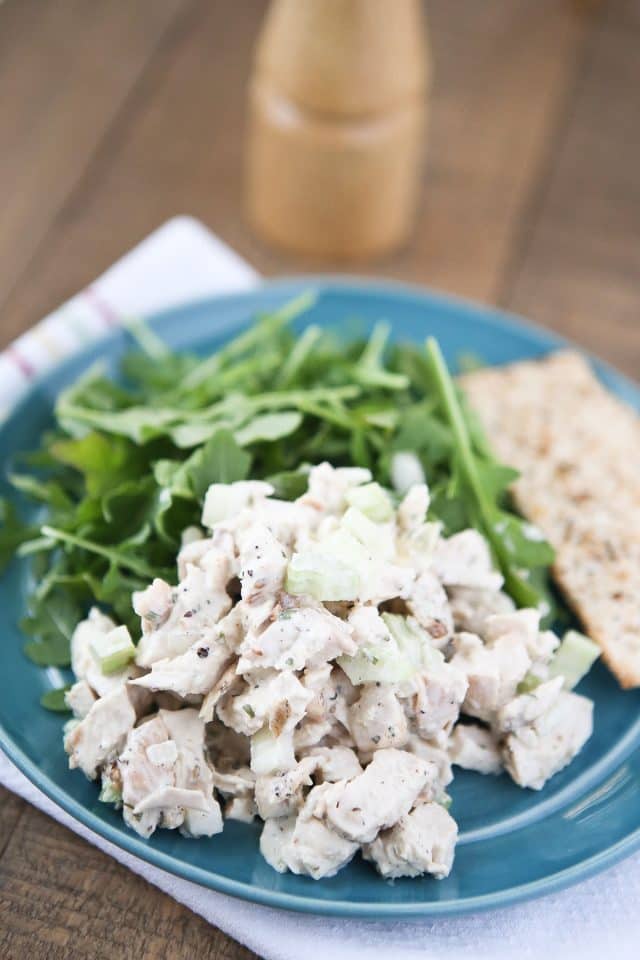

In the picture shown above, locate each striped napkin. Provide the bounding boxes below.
[0,216,258,421]
[1,217,638,960]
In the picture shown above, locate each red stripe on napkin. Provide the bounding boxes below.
[5,345,36,379]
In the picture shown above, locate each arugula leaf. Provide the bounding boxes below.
[51,432,141,497]
[40,685,72,713]
[151,430,251,538]
[41,526,156,579]
[266,468,310,501]
[0,498,37,573]
[8,473,72,509]
[22,588,80,667]
[277,325,322,387]
[355,323,410,391]
[475,462,520,503]
[56,404,184,444]
[425,337,554,611]
[186,430,251,497]
[235,411,302,447]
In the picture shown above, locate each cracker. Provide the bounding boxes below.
[461,350,640,688]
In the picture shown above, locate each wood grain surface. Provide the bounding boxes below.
[0,1,638,957]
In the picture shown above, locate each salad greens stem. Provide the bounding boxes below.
[425,337,547,609]
[41,526,155,578]
[180,291,318,391]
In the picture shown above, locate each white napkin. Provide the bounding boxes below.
[1,217,637,960]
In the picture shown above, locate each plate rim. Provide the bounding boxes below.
[2,275,640,919]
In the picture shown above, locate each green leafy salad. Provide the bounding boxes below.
[0,293,555,684]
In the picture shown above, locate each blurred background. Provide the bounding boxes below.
[0,0,638,366]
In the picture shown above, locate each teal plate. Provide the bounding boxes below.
[2,278,640,918]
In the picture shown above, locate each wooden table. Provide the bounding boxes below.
[0,1,638,957]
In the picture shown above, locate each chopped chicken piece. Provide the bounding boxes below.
[217,669,312,737]
[401,662,467,740]
[259,816,297,873]
[225,796,257,823]
[254,756,318,819]
[366,560,416,607]
[65,680,96,719]
[131,636,231,698]
[496,677,564,734]
[318,748,435,843]
[447,586,515,635]
[364,802,457,879]
[237,522,288,631]
[305,746,363,783]
[347,603,393,650]
[65,686,139,780]
[293,717,335,751]
[405,735,453,797]
[482,610,554,661]
[211,765,254,798]
[119,715,175,837]
[260,784,360,879]
[434,530,503,591]
[502,691,593,790]
[133,578,173,633]
[300,662,333,720]
[245,498,319,552]
[237,602,356,672]
[135,561,232,667]
[397,484,430,532]
[450,631,531,723]
[199,661,242,722]
[406,572,453,646]
[214,605,245,652]
[449,724,502,775]
[299,462,371,516]
[348,685,409,752]
[177,528,236,581]
[161,708,223,838]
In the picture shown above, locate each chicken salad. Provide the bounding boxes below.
[62,463,598,880]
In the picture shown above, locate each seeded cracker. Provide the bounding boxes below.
[461,351,640,688]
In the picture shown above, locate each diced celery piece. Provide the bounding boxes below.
[250,727,295,775]
[438,792,453,811]
[90,624,135,675]
[345,482,394,522]
[390,451,425,494]
[517,672,541,694]
[320,527,372,566]
[337,642,415,686]
[410,522,442,560]
[286,528,371,601]
[382,612,445,672]
[286,551,360,601]
[547,629,600,690]
[339,612,445,686]
[341,507,392,559]
[201,481,273,528]
[99,779,123,806]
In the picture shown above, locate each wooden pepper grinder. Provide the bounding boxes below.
[245,0,430,260]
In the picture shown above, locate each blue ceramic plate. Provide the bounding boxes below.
[1,278,640,919]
